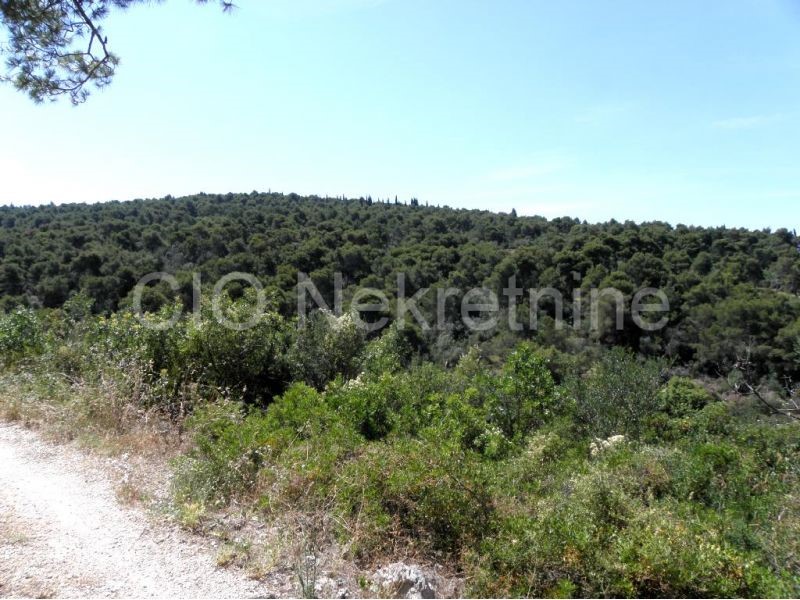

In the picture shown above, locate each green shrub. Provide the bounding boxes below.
[643,399,732,444]
[469,467,635,597]
[491,342,558,440]
[84,307,190,411]
[174,384,362,511]
[255,383,363,510]
[337,433,494,556]
[89,307,182,372]
[686,400,736,437]
[668,442,754,510]
[760,490,800,597]
[361,323,411,377]
[325,373,402,440]
[612,504,785,598]
[659,377,717,417]
[486,424,587,503]
[289,310,365,389]
[570,347,665,439]
[173,400,271,505]
[325,363,453,441]
[0,307,44,365]
[179,295,293,404]
[470,466,787,598]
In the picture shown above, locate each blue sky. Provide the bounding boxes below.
[2,0,799,230]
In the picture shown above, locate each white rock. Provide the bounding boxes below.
[371,563,437,599]
[314,575,350,599]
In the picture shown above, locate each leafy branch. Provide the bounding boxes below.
[0,0,234,104]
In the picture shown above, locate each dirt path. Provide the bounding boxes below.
[0,422,275,598]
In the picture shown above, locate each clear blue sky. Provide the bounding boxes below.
[2,0,799,230]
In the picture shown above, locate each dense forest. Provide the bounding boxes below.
[1,192,800,381]
[2,194,800,597]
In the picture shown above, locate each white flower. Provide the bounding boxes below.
[589,434,627,458]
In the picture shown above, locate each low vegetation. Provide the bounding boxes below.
[1,297,798,598]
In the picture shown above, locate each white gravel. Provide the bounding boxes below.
[0,422,275,598]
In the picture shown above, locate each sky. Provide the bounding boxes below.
[1,0,800,230]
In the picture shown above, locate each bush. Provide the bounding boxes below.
[325,363,454,441]
[667,442,755,510]
[659,377,717,417]
[469,459,787,598]
[253,383,363,512]
[570,347,665,439]
[88,307,181,369]
[491,342,558,439]
[289,310,365,389]
[612,505,785,598]
[173,400,272,505]
[86,307,190,411]
[0,307,44,365]
[325,373,403,440]
[174,384,363,511]
[179,295,293,404]
[337,433,494,556]
[361,323,411,377]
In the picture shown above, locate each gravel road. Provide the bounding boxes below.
[0,422,274,598]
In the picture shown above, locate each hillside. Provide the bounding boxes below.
[1,192,799,379]
[2,194,800,597]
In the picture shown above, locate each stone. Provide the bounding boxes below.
[371,563,437,599]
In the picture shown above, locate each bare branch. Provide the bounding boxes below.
[717,346,800,421]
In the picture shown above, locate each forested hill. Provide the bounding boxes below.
[1,192,799,379]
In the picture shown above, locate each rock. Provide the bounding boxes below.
[371,563,437,599]
[589,434,627,458]
[313,575,350,599]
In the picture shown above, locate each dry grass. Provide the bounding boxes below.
[115,480,150,506]
[0,368,182,458]
[0,367,184,526]
[0,518,29,547]
[0,367,460,599]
